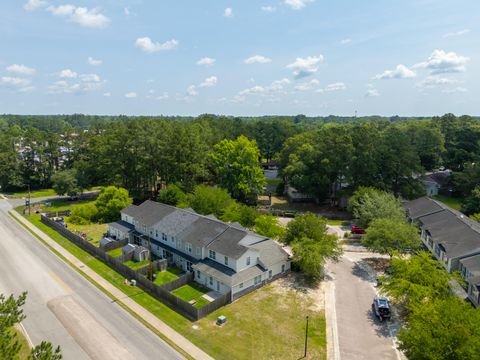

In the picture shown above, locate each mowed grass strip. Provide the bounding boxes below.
[171,283,210,308]
[154,267,183,286]
[124,259,149,270]
[19,210,326,359]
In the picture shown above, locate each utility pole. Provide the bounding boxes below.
[28,184,31,216]
[304,315,309,358]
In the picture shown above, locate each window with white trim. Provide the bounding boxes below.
[246,256,251,266]
[224,256,229,265]
[209,250,216,260]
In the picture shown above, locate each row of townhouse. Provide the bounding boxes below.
[108,200,291,301]
[404,197,480,307]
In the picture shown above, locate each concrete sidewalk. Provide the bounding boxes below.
[10,210,214,360]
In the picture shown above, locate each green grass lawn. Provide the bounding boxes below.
[10,326,31,359]
[18,210,326,360]
[154,267,183,286]
[171,283,211,308]
[66,221,107,246]
[326,219,350,226]
[433,195,464,210]
[107,247,123,258]
[124,259,149,270]
[7,188,57,198]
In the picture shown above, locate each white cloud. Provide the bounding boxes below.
[47,4,75,16]
[48,80,80,94]
[196,57,216,66]
[415,75,457,88]
[125,92,137,98]
[340,38,351,45]
[88,57,102,66]
[244,55,272,64]
[442,87,467,93]
[270,78,290,91]
[80,73,100,83]
[286,55,324,78]
[59,69,78,78]
[223,7,233,17]
[284,0,312,10]
[240,85,266,95]
[374,64,416,79]
[47,5,110,29]
[157,92,169,100]
[135,37,179,53]
[261,6,276,12]
[71,7,110,28]
[24,0,48,11]
[103,92,111,97]
[413,49,469,74]
[19,86,35,93]
[6,64,36,76]
[324,82,346,91]
[294,79,320,91]
[124,7,130,16]
[365,88,380,97]
[0,77,30,87]
[444,29,470,38]
[187,85,198,96]
[199,76,218,88]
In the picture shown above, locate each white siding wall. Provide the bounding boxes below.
[235,249,260,272]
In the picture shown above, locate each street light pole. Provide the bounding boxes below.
[304,315,309,358]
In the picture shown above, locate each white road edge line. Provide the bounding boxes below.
[19,322,34,348]
[331,281,341,360]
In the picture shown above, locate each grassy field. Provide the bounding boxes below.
[19,211,326,360]
[124,259,149,270]
[8,188,57,198]
[66,222,107,246]
[433,195,463,210]
[107,247,123,258]
[154,267,183,286]
[326,219,350,226]
[171,283,210,308]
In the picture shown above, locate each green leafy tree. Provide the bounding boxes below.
[462,185,480,215]
[398,297,480,360]
[283,213,342,280]
[221,202,258,228]
[209,135,265,202]
[69,203,98,225]
[51,170,79,196]
[185,185,234,217]
[0,292,27,359]
[362,218,420,257]
[157,184,186,206]
[348,187,405,228]
[95,186,132,223]
[378,252,452,311]
[254,215,284,239]
[1,292,62,360]
[28,341,62,360]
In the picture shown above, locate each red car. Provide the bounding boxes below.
[351,225,365,234]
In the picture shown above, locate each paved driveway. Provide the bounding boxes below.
[326,253,402,360]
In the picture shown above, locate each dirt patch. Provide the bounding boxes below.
[271,273,325,312]
[363,257,391,273]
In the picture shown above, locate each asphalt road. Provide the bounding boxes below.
[0,198,183,360]
[326,253,401,360]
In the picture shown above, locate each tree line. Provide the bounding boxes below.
[1,113,479,213]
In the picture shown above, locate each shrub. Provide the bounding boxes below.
[69,203,98,225]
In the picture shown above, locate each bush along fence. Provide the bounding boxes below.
[40,215,230,320]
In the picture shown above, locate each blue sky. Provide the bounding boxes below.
[0,0,478,116]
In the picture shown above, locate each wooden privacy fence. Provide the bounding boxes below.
[41,215,230,320]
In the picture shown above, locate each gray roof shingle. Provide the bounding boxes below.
[192,258,264,286]
[108,220,135,233]
[250,239,290,268]
[207,227,250,259]
[460,255,480,275]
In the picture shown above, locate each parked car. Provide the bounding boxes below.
[351,225,365,234]
[372,296,391,321]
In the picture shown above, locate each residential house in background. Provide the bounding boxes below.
[405,197,480,306]
[422,169,452,197]
[109,200,291,300]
